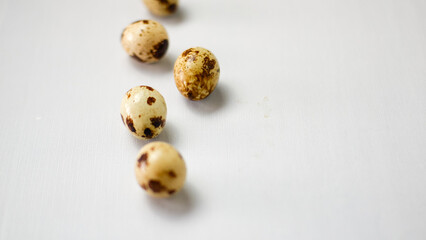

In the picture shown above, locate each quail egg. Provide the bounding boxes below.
[135,141,187,198]
[120,85,167,139]
[174,47,220,100]
[143,0,178,16]
[121,20,169,63]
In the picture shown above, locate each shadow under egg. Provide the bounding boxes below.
[146,183,197,217]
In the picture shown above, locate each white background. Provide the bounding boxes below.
[0,0,425,239]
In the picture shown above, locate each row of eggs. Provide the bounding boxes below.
[119,3,220,198]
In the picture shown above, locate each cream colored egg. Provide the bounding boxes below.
[143,0,178,16]
[120,86,167,139]
[174,47,220,100]
[135,142,186,198]
[121,20,169,63]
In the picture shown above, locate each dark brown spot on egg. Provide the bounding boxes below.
[148,180,166,193]
[138,115,141,118]
[203,56,216,72]
[187,91,196,100]
[144,128,153,138]
[141,86,154,91]
[168,171,176,178]
[137,153,148,168]
[126,116,136,132]
[191,56,217,86]
[120,114,124,125]
[127,92,131,99]
[182,48,193,57]
[151,39,168,59]
[168,190,176,195]
[141,184,147,190]
[142,20,149,24]
[167,3,177,13]
[150,116,165,128]
[147,97,156,105]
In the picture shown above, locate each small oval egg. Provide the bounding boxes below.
[120,86,167,139]
[143,0,178,16]
[174,47,220,100]
[121,20,169,63]
[135,141,187,198]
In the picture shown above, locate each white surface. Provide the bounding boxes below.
[0,0,426,239]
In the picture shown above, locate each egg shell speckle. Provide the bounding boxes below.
[174,47,220,100]
[143,0,178,16]
[135,142,186,198]
[120,86,167,139]
[121,20,169,63]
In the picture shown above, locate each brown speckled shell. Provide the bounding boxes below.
[143,0,178,16]
[121,20,169,63]
[174,47,220,100]
[135,142,186,198]
[120,86,167,139]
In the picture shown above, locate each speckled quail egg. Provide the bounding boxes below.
[121,20,169,63]
[120,86,167,139]
[174,47,220,100]
[135,142,186,198]
[143,0,178,16]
